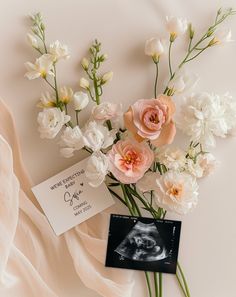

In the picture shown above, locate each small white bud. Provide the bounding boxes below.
[101,71,113,84]
[73,91,89,110]
[79,78,90,89]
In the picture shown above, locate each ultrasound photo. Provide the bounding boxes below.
[105,214,181,274]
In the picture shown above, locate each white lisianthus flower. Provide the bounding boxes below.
[85,151,109,187]
[59,86,73,104]
[178,92,228,148]
[156,147,186,170]
[25,54,55,80]
[137,171,198,215]
[27,33,39,48]
[83,121,116,152]
[73,92,89,111]
[168,70,199,94]
[37,108,70,139]
[37,92,56,108]
[186,153,217,178]
[145,38,165,62]
[166,16,188,39]
[60,126,84,158]
[210,28,233,46]
[91,102,122,123]
[101,71,113,84]
[80,78,90,90]
[49,40,70,61]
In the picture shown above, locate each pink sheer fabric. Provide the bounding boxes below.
[0,98,134,297]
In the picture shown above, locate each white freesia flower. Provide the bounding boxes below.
[83,121,116,152]
[37,92,56,108]
[80,78,90,90]
[49,40,70,61]
[166,16,188,38]
[85,151,109,187]
[60,126,84,158]
[178,92,228,148]
[37,108,70,139]
[27,33,39,48]
[25,54,54,80]
[91,102,122,123]
[73,92,89,111]
[145,38,165,62]
[137,171,198,215]
[211,28,233,45]
[59,86,73,104]
[156,147,186,170]
[186,153,217,178]
[101,71,113,84]
[168,70,199,94]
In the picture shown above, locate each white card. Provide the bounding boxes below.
[32,158,114,236]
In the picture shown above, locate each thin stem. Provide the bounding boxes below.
[159,273,162,297]
[154,272,159,297]
[53,65,59,104]
[44,77,56,90]
[154,61,159,98]
[176,273,189,297]
[145,272,152,297]
[168,41,173,78]
[76,110,79,126]
[177,263,191,297]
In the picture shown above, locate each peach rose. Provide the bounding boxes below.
[124,95,176,147]
[107,139,154,184]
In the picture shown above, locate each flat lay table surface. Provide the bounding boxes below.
[1,0,236,296]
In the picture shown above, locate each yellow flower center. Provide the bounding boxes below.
[166,183,183,199]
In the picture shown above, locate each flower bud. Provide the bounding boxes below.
[145,38,165,62]
[166,16,188,39]
[27,33,38,48]
[101,71,113,84]
[79,77,90,89]
[73,91,89,110]
[81,58,89,70]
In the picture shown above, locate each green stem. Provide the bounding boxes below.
[159,273,162,297]
[176,273,189,297]
[76,110,79,126]
[53,65,59,104]
[177,263,191,297]
[145,272,152,297]
[154,61,159,98]
[168,41,173,78]
[154,272,159,297]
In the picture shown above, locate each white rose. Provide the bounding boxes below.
[145,38,165,62]
[166,16,188,39]
[37,108,70,139]
[85,151,109,187]
[27,33,39,48]
[83,121,115,152]
[25,54,55,80]
[73,92,89,111]
[137,170,198,215]
[80,78,90,90]
[49,40,70,61]
[60,126,84,158]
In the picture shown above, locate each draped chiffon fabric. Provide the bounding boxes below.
[0,99,134,297]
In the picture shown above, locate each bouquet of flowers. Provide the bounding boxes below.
[25,8,236,297]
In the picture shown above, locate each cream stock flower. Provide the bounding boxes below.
[166,16,188,39]
[73,92,89,111]
[59,86,73,104]
[83,121,115,152]
[37,108,70,139]
[37,92,56,108]
[25,54,55,80]
[80,78,90,90]
[137,170,198,215]
[60,126,84,158]
[85,151,109,187]
[145,38,165,62]
[49,40,70,61]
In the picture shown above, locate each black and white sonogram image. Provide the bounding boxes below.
[105,214,181,274]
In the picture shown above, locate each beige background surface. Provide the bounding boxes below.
[1,0,236,296]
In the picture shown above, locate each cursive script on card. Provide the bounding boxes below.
[64,189,83,206]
